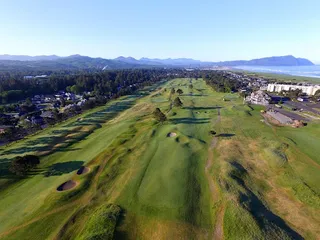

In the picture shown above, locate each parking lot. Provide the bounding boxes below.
[284,101,320,115]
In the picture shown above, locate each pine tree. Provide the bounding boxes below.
[177,89,183,95]
[173,97,183,107]
[153,108,167,122]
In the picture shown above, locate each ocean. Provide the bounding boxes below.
[235,65,320,79]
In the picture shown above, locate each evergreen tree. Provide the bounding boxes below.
[9,155,40,176]
[177,89,183,95]
[173,97,183,107]
[153,108,167,123]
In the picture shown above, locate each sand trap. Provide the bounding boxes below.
[77,166,90,175]
[167,132,177,137]
[57,180,78,192]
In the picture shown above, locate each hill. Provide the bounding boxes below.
[218,55,314,66]
[0,54,314,72]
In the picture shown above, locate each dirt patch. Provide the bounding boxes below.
[77,166,90,175]
[57,180,78,191]
[167,132,177,137]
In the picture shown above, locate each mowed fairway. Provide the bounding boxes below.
[0,78,319,240]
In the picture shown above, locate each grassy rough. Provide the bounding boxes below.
[77,204,121,240]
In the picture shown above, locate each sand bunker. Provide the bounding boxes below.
[57,180,78,192]
[77,166,90,175]
[167,132,177,137]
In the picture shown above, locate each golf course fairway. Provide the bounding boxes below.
[0,78,319,240]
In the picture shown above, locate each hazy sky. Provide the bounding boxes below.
[0,0,320,62]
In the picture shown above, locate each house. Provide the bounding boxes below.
[297,97,308,102]
[31,116,44,125]
[246,90,271,106]
[0,125,13,134]
[77,99,87,107]
[40,111,54,119]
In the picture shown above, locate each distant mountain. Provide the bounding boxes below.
[123,55,314,67]
[139,58,203,66]
[0,54,60,61]
[0,55,143,71]
[0,54,314,72]
[216,55,314,67]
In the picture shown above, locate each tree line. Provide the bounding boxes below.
[202,71,244,93]
[0,69,192,104]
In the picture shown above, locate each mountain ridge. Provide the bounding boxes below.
[0,54,314,71]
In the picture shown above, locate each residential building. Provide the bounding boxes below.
[267,83,320,96]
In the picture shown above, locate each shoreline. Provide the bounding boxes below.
[233,65,320,78]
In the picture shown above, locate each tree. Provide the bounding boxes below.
[25,97,32,106]
[173,97,183,107]
[9,155,40,176]
[189,84,193,90]
[177,89,184,95]
[210,130,217,135]
[171,88,175,95]
[153,108,167,123]
[312,90,320,101]
[60,97,66,107]
[70,84,82,94]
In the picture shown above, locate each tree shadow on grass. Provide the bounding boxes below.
[0,158,17,179]
[217,133,235,138]
[239,190,303,239]
[183,106,222,110]
[44,161,84,177]
[229,161,303,239]
[170,117,210,125]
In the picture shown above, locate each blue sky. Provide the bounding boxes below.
[0,0,319,62]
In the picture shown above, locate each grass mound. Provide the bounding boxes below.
[78,204,121,240]
[57,180,78,191]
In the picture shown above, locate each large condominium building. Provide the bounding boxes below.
[267,83,320,96]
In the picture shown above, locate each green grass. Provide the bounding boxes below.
[77,204,121,240]
[0,78,319,240]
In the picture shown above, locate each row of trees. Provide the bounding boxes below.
[202,71,243,93]
[0,69,186,104]
[153,97,183,123]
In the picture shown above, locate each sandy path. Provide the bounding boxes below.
[205,109,225,240]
